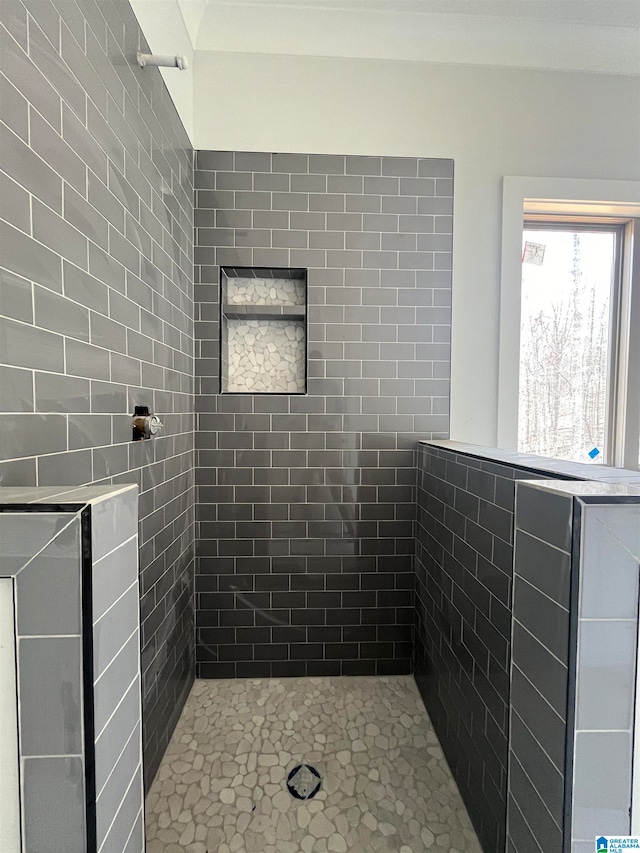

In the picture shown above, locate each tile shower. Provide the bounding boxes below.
[2,1,640,852]
[193,149,453,679]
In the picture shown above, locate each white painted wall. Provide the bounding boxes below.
[0,578,20,852]
[193,54,640,444]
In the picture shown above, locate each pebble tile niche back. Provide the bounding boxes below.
[220,267,308,394]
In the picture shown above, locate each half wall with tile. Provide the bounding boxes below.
[414,442,556,852]
[415,440,640,853]
[0,484,143,853]
[194,151,453,677]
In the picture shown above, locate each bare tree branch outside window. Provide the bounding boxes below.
[518,230,614,463]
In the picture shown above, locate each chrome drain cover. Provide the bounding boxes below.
[287,764,321,800]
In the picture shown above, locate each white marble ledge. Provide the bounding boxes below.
[517,479,640,499]
[0,484,138,506]
[420,440,640,484]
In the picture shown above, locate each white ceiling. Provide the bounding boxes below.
[188,0,640,29]
[175,0,640,74]
[129,0,640,142]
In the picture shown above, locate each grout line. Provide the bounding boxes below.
[94,674,139,745]
[514,574,570,613]
[95,721,139,801]
[93,625,138,687]
[93,578,138,626]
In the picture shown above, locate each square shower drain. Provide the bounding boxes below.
[286,764,322,800]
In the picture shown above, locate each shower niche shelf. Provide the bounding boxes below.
[220,267,307,394]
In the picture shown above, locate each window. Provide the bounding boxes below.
[499,178,640,470]
[518,223,620,464]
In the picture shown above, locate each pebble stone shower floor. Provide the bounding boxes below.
[145,676,483,853]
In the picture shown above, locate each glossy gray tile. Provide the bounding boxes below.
[91,488,138,562]
[93,582,139,679]
[64,337,110,380]
[0,457,37,486]
[513,577,569,662]
[38,448,93,487]
[96,722,141,841]
[510,711,564,826]
[513,529,571,608]
[0,72,29,141]
[575,620,637,731]
[23,757,85,853]
[32,199,88,270]
[99,768,143,853]
[508,754,562,851]
[16,516,81,635]
[29,108,86,195]
[94,629,139,736]
[0,122,63,213]
[580,504,640,618]
[19,636,82,756]
[0,413,68,461]
[516,483,572,552]
[68,413,111,450]
[0,365,34,412]
[572,732,632,837]
[35,373,91,413]
[94,677,141,794]
[0,171,31,234]
[512,620,568,717]
[92,535,138,621]
[511,664,565,772]
[62,261,109,313]
[0,316,65,373]
[0,268,33,323]
[0,511,72,575]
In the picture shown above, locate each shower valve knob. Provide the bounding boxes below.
[132,406,163,440]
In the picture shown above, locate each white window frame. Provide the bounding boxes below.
[498,176,640,468]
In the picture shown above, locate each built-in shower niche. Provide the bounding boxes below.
[220,267,307,393]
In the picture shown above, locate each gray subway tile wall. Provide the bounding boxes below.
[194,151,453,677]
[414,443,562,853]
[0,0,195,790]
